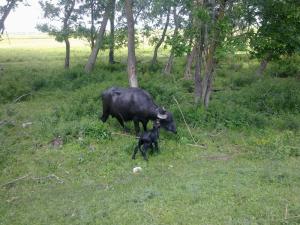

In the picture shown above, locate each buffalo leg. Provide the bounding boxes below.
[142,121,148,131]
[100,113,109,122]
[116,117,129,132]
[134,120,141,135]
[100,103,109,122]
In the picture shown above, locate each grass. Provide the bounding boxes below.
[0,35,300,225]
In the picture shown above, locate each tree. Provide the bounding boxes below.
[163,6,180,75]
[125,0,138,87]
[193,0,206,104]
[84,1,110,73]
[108,0,116,64]
[183,8,196,80]
[75,0,107,50]
[202,0,227,107]
[38,0,77,69]
[0,0,24,37]
[148,0,172,69]
[246,0,300,76]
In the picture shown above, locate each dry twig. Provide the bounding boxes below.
[186,143,207,148]
[1,173,64,187]
[173,96,197,144]
[31,174,64,184]
[1,174,29,187]
[13,92,32,103]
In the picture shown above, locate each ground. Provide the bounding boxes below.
[0,35,299,225]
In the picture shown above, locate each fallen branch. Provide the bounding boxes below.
[186,143,207,148]
[1,174,29,187]
[1,173,64,187]
[0,120,15,127]
[13,92,32,103]
[209,129,225,137]
[31,174,64,184]
[173,96,197,144]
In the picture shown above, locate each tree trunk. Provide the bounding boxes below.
[0,0,17,34]
[164,51,175,75]
[184,45,197,80]
[64,38,70,69]
[203,56,215,108]
[183,11,195,79]
[150,7,171,68]
[194,19,206,104]
[125,0,138,87]
[163,7,179,75]
[108,0,116,64]
[90,0,95,49]
[62,0,75,69]
[85,9,109,73]
[202,0,225,108]
[256,55,270,76]
[194,46,202,104]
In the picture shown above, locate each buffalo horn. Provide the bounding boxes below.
[157,112,167,119]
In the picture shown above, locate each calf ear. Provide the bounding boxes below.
[157,112,167,120]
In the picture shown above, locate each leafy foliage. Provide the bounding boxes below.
[247,0,300,60]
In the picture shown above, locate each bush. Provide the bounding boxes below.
[140,78,179,107]
[275,114,300,131]
[269,55,300,78]
[49,119,111,143]
[181,79,194,93]
[232,79,300,114]
[0,78,32,103]
[230,74,257,88]
[248,131,300,159]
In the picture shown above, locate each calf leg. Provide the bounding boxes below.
[141,143,150,161]
[149,143,155,155]
[132,145,139,160]
[154,141,159,153]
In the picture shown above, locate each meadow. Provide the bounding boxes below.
[0,35,300,225]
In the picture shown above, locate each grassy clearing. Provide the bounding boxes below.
[0,36,300,224]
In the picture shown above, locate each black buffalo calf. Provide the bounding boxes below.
[132,120,160,161]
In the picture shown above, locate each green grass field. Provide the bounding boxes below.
[0,35,300,225]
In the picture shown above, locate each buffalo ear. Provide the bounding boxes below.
[157,112,167,120]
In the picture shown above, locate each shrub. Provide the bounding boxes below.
[232,79,300,114]
[248,131,300,159]
[269,55,300,78]
[0,78,32,103]
[230,74,257,88]
[181,79,194,93]
[50,119,111,143]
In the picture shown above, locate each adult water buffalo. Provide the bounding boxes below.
[100,87,177,134]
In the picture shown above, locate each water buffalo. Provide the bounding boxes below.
[132,119,161,161]
[100,87,177,134]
